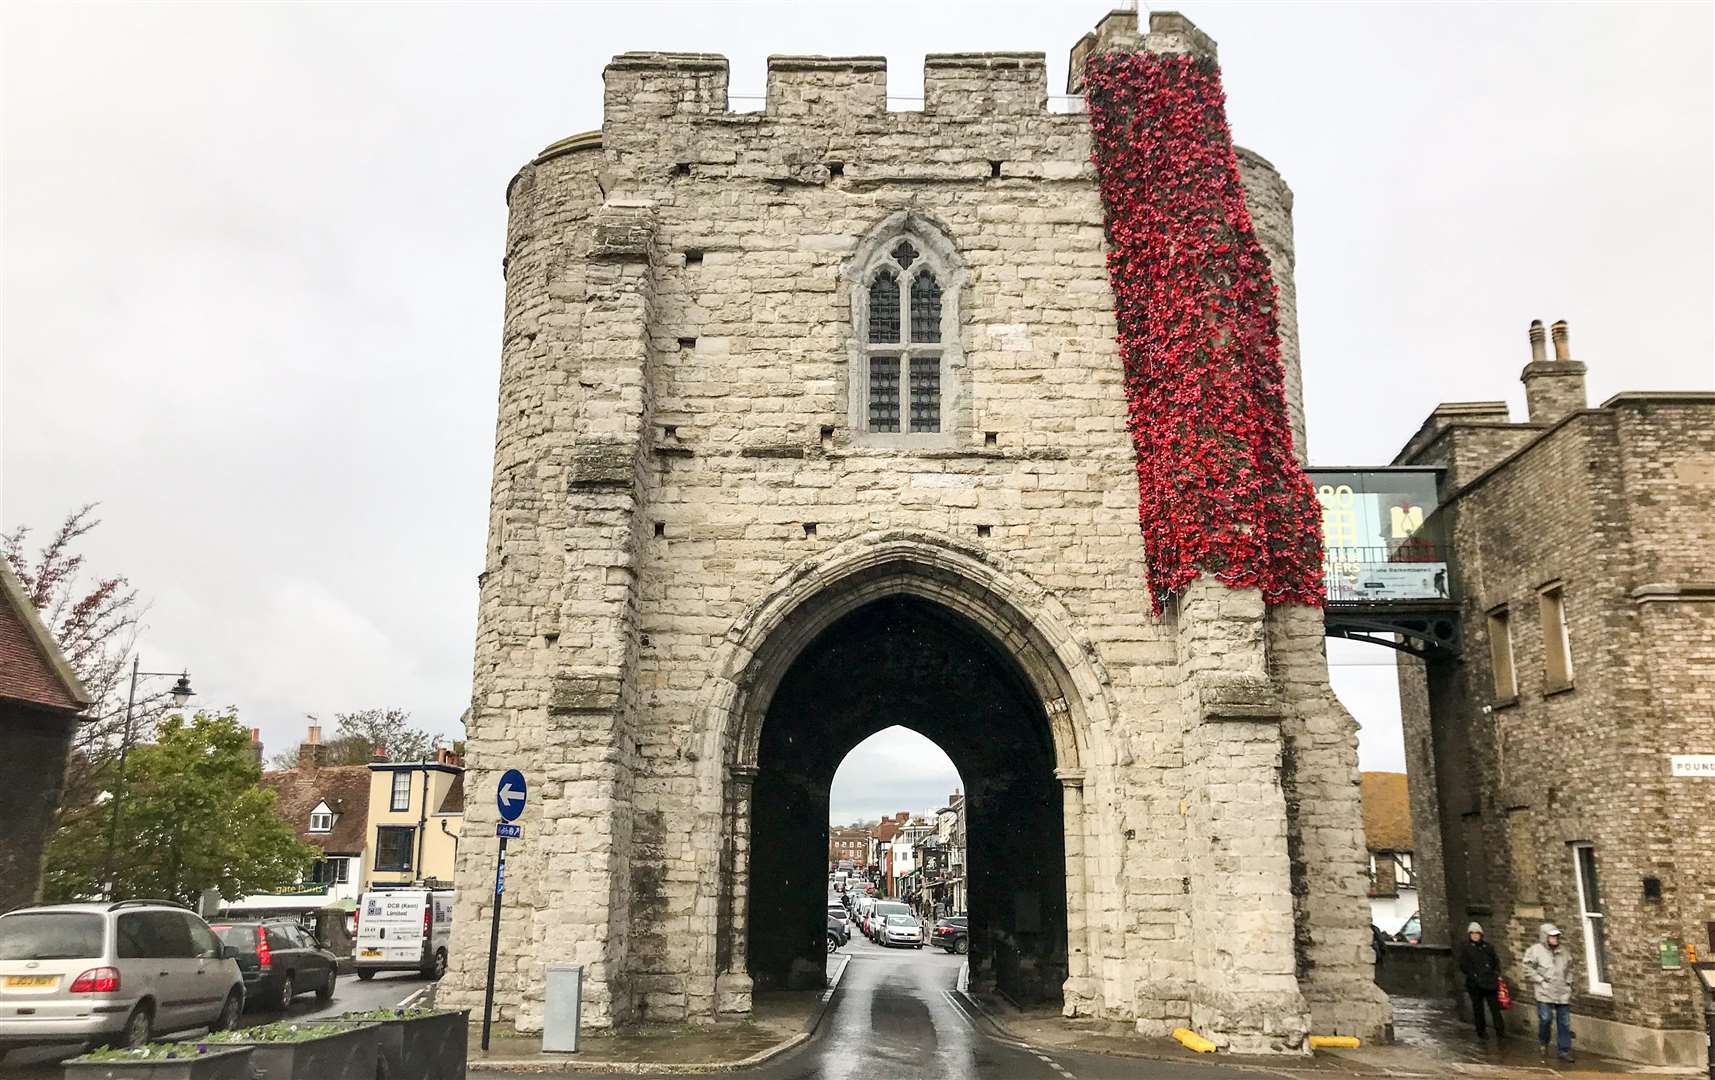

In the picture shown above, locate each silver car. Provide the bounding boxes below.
[0,901,245,1055]
[882,914,923,948]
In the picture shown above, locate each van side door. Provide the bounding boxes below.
[181,915,229,1021]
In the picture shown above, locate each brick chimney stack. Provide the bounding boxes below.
[1520,317,1588,424]
[297,722,326,770]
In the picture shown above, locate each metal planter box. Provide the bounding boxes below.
[62,1046,255,1080]
[217,1023,379,1080]
[326,1010,467,1080]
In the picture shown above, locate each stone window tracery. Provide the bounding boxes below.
[850,216,962,444]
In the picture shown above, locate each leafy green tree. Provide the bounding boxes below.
[44,711,314,904]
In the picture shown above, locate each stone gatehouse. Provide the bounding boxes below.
[442,10,1391,1053]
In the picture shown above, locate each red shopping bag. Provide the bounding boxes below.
[1497,977,1513,1010]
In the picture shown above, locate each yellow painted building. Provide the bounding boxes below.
[365,756,464,886]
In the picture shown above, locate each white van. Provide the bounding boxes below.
[352,889,452,980]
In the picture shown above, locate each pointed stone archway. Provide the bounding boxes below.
[696,530,1114,1016]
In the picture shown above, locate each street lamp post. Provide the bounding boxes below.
[102,655,195,899]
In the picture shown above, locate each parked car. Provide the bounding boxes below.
[866,901,912,942]
[826,916,846,953]
[826,906,851,945]
[932,915,968,954]
[1392,912,1422,945]
[880,914,923,949]
[353,888,452,980]
[0,900,244,1057]
[209,919,338,1012]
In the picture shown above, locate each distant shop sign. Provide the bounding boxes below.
[1669,755,1715,778]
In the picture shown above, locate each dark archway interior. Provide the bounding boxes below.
[746,596,1067,1004]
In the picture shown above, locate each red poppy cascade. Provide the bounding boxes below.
[1083,49,1325,614]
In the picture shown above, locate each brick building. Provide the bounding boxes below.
[828,826,869,869]
[442,9,1389,1051]
[1394,320,1715,1066]
[0,562,92,911]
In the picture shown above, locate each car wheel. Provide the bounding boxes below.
[826,935,838,954]
[316,968,336,1003]
[356,970,376,981]
[422,947,447,980]
[955,938,968,955]
[276,973,295,1011]
[213,990,243,1032]
[116,1003,153,1048]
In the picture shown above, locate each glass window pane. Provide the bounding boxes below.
[391,772,411,811]
[868,356,900,433]
[0,913,104,960]
[1578,846,1602,911]
[910,355,941,433]
[868,272,900,344]
[910,273,942,343]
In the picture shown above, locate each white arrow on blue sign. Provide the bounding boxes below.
[497,768,527,821]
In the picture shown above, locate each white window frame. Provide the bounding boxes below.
[390,771,411,812]
[844,212,967,449]
[309,802,334,833]
[1571,842,1612,996]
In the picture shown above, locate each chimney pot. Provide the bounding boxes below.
[1550,319,1571,361]
[1528,320,1547,364]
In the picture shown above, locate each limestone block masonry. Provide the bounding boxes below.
[442,8,1390,1053]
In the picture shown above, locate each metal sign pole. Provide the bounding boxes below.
[481,836,508,1052]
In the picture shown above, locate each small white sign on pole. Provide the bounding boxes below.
[1669,754,1715,778]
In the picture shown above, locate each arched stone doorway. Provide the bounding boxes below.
[703,531,1109,1015]
[748,596,1065,1001]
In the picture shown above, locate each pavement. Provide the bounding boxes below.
[0,968,427,1078]
[465,935,1694,1080]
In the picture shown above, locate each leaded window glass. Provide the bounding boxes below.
[910,273,942,343]
[909,356,940,433]
[868,271,900,344]
[869,355,900,432]
[855,224,956,440]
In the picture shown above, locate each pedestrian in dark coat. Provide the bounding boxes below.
[1458,921,1505,1038]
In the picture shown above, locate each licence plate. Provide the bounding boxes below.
[4,976,58,989]
[360,948,384,958]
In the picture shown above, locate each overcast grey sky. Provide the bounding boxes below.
[3,3,1710,826]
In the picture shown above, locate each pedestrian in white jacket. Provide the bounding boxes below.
[1522,923,1576,1060]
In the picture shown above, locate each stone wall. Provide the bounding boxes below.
[442,9,1387,1051]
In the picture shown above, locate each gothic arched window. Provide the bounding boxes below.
[851,220,961,442]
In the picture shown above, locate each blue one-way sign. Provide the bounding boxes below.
[497,768,527,821]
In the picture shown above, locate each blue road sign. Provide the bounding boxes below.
[497,769,527,821]
[496,823,523,840]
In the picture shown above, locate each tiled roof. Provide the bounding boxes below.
[0,562,91,713]
[261,764,372,854]
[1360,771,1412,853]
[436,773,464,814]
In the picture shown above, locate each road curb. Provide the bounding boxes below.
[470,957,849,1075]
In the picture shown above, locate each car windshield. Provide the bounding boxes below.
[0,913,105,960]
[886,915,917,926]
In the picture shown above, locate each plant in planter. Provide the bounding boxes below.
[324,1007,469,1080]
[204,1020,379,1080]
[64,1041,254,1080]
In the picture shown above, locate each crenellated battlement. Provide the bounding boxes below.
[924,53,1047,116]
[603,51,729,120]
[766,56,886,117]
